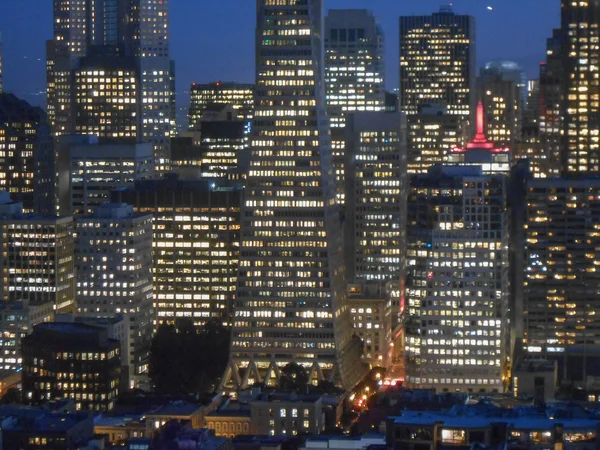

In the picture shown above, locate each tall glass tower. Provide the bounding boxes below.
[561,0,600,173]
[221,0,365,392]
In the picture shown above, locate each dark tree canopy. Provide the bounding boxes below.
[149,319,230,396]
[278,362,309,391]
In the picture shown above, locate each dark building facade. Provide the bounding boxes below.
[22,322,121,412]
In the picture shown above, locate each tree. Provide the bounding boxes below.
[149,319,231,396]
[1,388,21,405]
[279,362,309,391]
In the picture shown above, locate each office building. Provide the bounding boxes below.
[325,10,385,204]
[0,192,75,315]
[112,176,241,328]
[344,112,407,283]
[445,101,511,174]
[188,82,254,129]
[539,29,565,177]
[22,322,121,411]
[70,141,154,216]
[75,203,153,388]
[525,178,600,383]
[0,302,54,372]
[561,0,600,173]
[399,7,475,119]
[0,32,3,94]
[73,50,140,142]
[46,0,173,172]
[407,104,467,175]
[325,9,385,128]
[478,61,523,150]
[221,0,365,392]
[0,93,54,214]
[404,166,509,393]
[194,104,249,182]
[347,283,392,368]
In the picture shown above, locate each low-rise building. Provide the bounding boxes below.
[347,284,392,368]
[0,403,94,450]
[387,402,600,450]
[302,434,385,450]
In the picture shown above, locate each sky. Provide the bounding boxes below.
[0,0,560,115]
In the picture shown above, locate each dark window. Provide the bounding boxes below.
[339,29,347,41]
[358,28,365,39]
[330,29,338,41]
[349,29,356,41]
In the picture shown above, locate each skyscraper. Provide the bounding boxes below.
[46,0,172,171]
[404,166,508,393]
[75,203,153,388]
[407,104,467,175]
[0,93,54,214]
[188,82,254,129]
[0,32,3,94]
[561,0,600,173]
[525,179,600,383]
[399,7,476,119]
[344,112,407,283]
[0,193,75,316]
[478,61,523,150]
[325,10,385,205]
[221,0,365,392]
[112,176,242,329]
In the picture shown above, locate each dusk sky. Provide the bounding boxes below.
[0,0,560,113]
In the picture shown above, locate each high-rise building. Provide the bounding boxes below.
[478,61,523,150]
[0,197,75,316]
[399,7,475,119]
[22,322,121,411]
[0,93,54,214]
[561,0,600,174]
[75,203,153,388]
[73,50,140,142]
[112,176,241,329]
[47,0,173,173]
[404,166,508,393]
[0,32,3,94]
[407,104,467,175]
[344,112,407,283]
[325,10,385,205]
[525,178,600,383]
[221,0,365,392]
[188,82,254,129]
[446,101,511,174]
[70,141,154,216]
[539,29,565,177]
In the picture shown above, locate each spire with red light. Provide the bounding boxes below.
[466,100,494,149]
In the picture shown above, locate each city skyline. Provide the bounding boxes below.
[0,0,559,112]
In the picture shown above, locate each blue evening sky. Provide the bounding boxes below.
[0,0,559,114]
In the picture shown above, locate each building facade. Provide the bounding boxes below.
[222,0,365,392]
[407,105,467,175]
[404,166,508,393]
[75,203,153,388]
[478,61,523,150]
[325,10,385,205]
[561,0,600,174]
[22,322,121,411]
[399,7,475,119]
[0,93,54,214]
[344,112,407,283]
[188,82,254,129]
[0,194,75,316]
[70,141,154,216]
[112,177,241,328]
[525,178,600,383]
